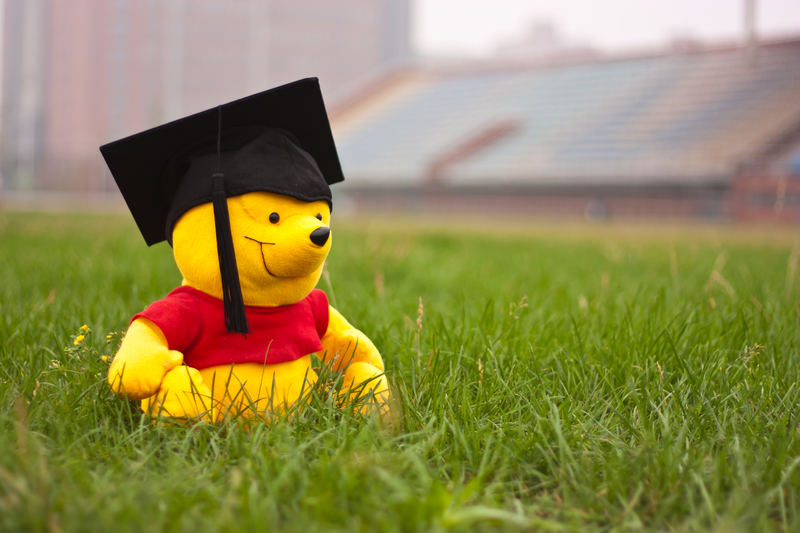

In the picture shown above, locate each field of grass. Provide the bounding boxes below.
[2,210,800,532]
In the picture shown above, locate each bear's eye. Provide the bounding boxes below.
[269,212,280,224]
[316,213,322,221]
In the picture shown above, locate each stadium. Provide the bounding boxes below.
[331,37,800,221]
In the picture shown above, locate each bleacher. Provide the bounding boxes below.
[333,38,800,205]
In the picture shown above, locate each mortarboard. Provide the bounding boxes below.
[100,78,344,335]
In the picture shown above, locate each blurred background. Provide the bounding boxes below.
[1,0,799,222]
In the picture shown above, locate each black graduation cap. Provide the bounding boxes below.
[100,78,344,335]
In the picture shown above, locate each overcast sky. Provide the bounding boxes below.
[413,0,800,57]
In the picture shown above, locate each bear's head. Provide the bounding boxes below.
[173,191,332,307]
[100,80,343,328]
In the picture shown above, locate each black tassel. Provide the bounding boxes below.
[212,175,250,336]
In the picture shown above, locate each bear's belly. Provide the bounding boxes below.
[199,355,318,420]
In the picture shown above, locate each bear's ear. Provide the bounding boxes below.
[99,78,343,248]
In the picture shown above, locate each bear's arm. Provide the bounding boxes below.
[108,318,184,400]
[318,305,384,373]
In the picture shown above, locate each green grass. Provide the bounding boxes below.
[2,210,800,532]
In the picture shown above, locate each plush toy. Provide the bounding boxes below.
[100,79,389,421]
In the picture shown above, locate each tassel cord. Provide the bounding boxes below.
[211,105,250,335]
[212,177,250,335]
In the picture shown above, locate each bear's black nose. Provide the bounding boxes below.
[310,226,330,246]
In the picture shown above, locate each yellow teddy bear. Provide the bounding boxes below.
[100,79,389,422]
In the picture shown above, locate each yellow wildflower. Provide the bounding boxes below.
[101,355,109,362]
[81,324,89,331]
[74,335,85,345]
[106,334,113,339]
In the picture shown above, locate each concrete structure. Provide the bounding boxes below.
[330,38,800,221]
[0,0,410,194]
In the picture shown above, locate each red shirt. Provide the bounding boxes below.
[133,286,329,370]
